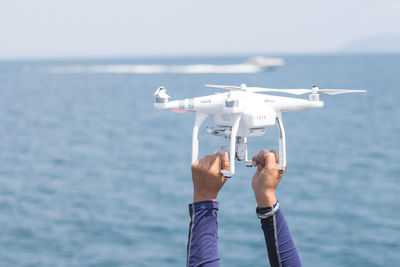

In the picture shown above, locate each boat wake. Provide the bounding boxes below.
[48,57,284,74]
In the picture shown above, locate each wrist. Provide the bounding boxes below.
[193,191,217,203]
[255,190,276,208]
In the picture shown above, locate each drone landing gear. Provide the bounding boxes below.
[220,114,241,177]
[191,113,209,164]
[276,112,287,171]
[191,112,287,178]
[191,113,241,177]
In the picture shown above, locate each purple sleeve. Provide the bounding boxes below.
[260,203,302,267]
[186,201,220,267]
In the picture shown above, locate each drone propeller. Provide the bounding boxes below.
[309,89,367,95]
[243,87,311,95]
[205,84,242,91]
[205,84,366,95]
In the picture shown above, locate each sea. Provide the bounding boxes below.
[0,55,399,266]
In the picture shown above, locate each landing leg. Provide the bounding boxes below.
[220,114,241,177]
[191,113,208,164]
[276,112,287,171]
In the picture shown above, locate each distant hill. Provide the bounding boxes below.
[340,33,400,53]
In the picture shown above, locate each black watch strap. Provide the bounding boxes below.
[256,202,280,219]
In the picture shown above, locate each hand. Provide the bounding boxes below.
[191,152,229,202]
[252,150,286,208]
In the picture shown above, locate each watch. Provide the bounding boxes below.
[256,202,280,219]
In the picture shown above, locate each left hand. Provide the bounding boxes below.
[191,152,229,202]
[252,150,286,207]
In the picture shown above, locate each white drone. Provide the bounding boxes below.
[154,83,366,177]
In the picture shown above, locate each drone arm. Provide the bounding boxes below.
[276,112,287,171]
[192,113,209,164]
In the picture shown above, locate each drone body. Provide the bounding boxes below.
[154,84,365,177]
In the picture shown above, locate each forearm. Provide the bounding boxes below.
[187,201,220,267]
[259,203,301,267]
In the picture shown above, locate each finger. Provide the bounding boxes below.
[282,165,288,173]
[199,155,211,169]
[199,155,210,162]
[191,160,199,169]
[221,152,229,171]
[208,155,216,170]
[270,150,279,164]
[264,152,277,169]
[252,152,263,167]
[210,153,221,171]
[253,150,268,166]
[252,151,263,165]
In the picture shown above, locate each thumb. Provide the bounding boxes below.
[221,152,229,171]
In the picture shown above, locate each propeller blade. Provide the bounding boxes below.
[247,87,312,95]
[317,89,367,95]
[248,87,367,95]
[205,84,310,94]
[205,84,367,96]
[205,84,241,90]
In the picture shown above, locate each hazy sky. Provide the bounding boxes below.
[1,0,399,59]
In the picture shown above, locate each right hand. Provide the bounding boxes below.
[191,152,229,203]
[252,150,286,208]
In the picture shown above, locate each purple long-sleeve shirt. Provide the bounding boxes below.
[259,203,302,266]
[186,201,220,267]
[186,201,301,267]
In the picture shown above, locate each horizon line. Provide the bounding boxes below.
[1,51,400,62]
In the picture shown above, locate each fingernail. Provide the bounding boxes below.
[222,152,228,160]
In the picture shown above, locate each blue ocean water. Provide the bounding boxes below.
[0,55,399,266]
